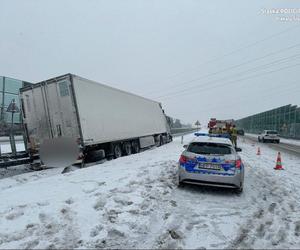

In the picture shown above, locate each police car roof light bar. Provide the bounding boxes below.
[194,133,230,139]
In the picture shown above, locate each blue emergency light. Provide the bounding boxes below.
[194,132,231,139]
[194,133,208,136]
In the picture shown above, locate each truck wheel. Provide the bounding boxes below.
[132,141,140,154]
[113,144,122,158]
[86,149,105,162]
[123,142,132,156]
[155,136,161,147]
[160,136,164,146]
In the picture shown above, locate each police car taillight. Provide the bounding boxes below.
[179,155,196,164]
[179,155,187,164]
[236,159,242,169]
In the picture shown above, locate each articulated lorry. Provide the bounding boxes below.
[20,74,172,167]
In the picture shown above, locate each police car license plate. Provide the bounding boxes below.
[198,163,221,170]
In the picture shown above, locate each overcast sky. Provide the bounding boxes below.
[1,0,300,125]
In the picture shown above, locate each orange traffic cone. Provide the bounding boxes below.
[274,152,284,170]
[257,147,261,155]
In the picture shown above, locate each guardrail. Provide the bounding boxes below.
[171,128,199,136]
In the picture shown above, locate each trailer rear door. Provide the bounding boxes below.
[21,76,80,148]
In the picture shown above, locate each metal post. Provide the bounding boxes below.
[288,105,291,137]
[7,99,19,157]
[181,135,184,144]
[0,77,5,123]
[10,111,17,156]
[295,107,297,138]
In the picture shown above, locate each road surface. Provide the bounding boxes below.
[244,134,300,156]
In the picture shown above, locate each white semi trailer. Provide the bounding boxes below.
[20,74,172,166]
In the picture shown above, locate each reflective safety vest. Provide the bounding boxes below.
[231,128,238,137]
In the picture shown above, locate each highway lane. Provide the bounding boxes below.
[243,135,300,156]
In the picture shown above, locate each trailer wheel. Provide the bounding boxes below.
[123,142,132,156]
[86,149,105,162]
[132,141,140,154]
[113,144,122,158]
[155,136,161,147]
[160,136,164,146]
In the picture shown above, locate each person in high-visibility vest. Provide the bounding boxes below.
[217,127,222,134]
[231,125,238,148]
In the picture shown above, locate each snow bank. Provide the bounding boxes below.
[0,133,195,249]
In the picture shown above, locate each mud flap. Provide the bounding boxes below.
[39,137,79,168]
[29,162,44,171]
[61,158,107,174]
[61,164,81,174]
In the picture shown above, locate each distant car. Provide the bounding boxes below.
[237,129,245,136]
[178,133,244,193]
[258,130,280,143]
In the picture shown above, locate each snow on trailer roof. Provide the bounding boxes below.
[191,133,233,146]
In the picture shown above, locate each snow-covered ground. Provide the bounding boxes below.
[0,165,33,180]
[0,134,300,249]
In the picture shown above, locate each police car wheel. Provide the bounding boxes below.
[177,181,184,188]
[236,184,243,194]
[176,173,183,187]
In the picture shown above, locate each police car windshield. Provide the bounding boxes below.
[267,131,278,135]
[187,142,232,155]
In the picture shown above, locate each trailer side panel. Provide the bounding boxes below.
[72,76,169,145]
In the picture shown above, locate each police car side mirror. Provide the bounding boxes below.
[236,147,242,152]
[183,145,188,149]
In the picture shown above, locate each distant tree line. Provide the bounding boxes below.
[166,116,192,129]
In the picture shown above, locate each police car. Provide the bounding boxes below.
[177,133,244,193]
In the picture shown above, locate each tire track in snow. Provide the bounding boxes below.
[228,161,300,249]
[150,167,253,249]
[0,204,82,249]
[84,160,179,249]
